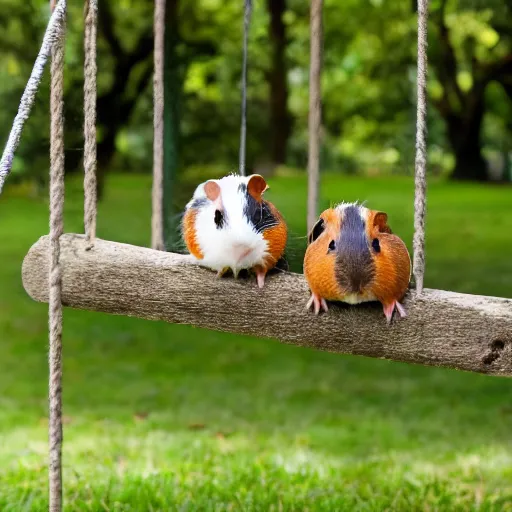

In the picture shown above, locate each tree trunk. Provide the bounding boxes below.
[96,128,117,199]
[163,0,181,251]
[93,2,154,200]
[24,234,512,378]
[447,98,488,181]
[267,0,291,166]
[451,142,488,181]
[94,61,153,199]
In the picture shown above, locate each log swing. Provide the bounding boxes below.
[0,0,511,510]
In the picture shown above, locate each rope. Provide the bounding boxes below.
[0,1,67,195]
[239,0,252,177]
[48,1,66,510]
[152,0,166,251]
[307,0,323,233]
[83,0,98,248]
[413,0,429,294]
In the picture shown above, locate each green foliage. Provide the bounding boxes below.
[0,0,511,183]
[0,173,512,509]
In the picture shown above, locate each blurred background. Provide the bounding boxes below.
[0,0,511,509]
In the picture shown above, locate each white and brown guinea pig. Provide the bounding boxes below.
[181,174,287,288]
[303,202,411,322]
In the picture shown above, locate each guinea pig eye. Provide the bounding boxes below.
[214,209,224,228]
[328,240,336,252]
[372,238,381,253]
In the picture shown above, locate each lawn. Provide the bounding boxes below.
[0,173,511,511]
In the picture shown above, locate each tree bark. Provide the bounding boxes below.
[431,1,489,182]
[267,0,291,166]
[94,2,154,199]
[94,67,153,199]
[446,98,488,181]
[22,234,512,377]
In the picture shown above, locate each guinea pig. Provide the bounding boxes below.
[303,202,411,322]
[181,173,288,288]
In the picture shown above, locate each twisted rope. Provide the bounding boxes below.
[413,0,429,294]
[0,1,67,194]
[84,0,98,247]
[239,0,252,177]
[152,0,165,251]
[48,1,67,510]
[307,0,323,233]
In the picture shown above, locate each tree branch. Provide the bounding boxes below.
[98,2,154,72]
[97,0,124,60]
[128,33,154,70]
[482,53,512,84]
[500,81,512,102]
[22,234,512,378]
[433,0,465,109]
[135,62,153,97]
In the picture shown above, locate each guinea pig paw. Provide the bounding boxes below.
[383,301,407,324]
[395,301,407,318]
[256,271,266,289]
[306,293,329,315]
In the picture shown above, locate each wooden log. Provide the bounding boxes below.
[22,234,512,377]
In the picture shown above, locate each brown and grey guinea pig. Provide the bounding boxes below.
[303,202,411,322]
[181,173,288,288]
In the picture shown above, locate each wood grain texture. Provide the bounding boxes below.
[22,234,512,377]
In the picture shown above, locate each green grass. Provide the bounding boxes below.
[0,173,511,511]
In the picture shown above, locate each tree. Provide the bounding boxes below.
[95,1,154,197]
[429,0,512,181]
[0,0,157,196]
[267,0,292,166]
[2,0,512,190]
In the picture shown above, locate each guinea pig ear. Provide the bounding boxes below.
[308,218,325,244]
[203,180,221,202]
[247,174,268,200]
[373,211,392,234]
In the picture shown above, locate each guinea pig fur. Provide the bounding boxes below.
[182,173,287,288]
[303,202,411,322]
